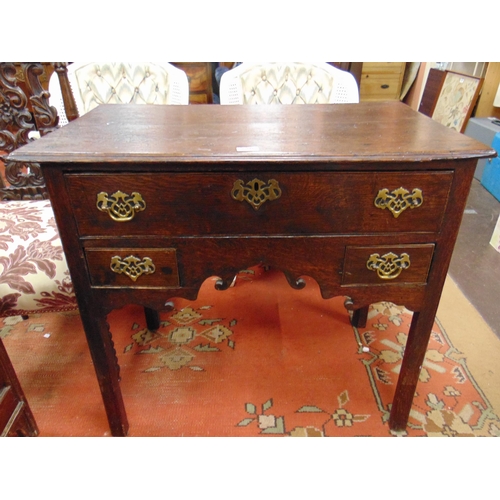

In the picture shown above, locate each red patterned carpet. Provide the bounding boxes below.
[1,266,499,437]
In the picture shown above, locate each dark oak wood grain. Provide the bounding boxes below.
[8,102,496,436]
[9,102,494,164]
[64,170,453,237]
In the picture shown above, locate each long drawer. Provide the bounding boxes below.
[65,171,453,237]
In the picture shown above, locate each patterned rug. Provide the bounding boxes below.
[2,266,499,437]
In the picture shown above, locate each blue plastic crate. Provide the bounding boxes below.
[481,132,500,202]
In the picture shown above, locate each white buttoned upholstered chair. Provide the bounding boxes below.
[219,62,359,105]
[49,62,189,125]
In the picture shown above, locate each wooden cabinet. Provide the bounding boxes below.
[360,62,406,101]
[475,62,500,119]
[172,63,213,104]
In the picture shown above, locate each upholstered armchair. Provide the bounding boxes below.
[219,62,359,105]
[0,62,189,327]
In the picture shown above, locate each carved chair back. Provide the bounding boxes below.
[0,63,58,200]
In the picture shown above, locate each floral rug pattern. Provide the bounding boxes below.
[352,302,500,437]
[119,280,500,436]
[2,268,499,437]
[122,305,237,373]
[236,391,370,437]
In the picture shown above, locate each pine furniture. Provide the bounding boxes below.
[359,62,406,101]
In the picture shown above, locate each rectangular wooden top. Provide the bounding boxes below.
[8,101,496,164]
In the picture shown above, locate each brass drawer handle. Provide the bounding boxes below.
[110,255,156,282]
[366,252,411,280]
[231,178,282,210]
[374,187,423,218]
[96,190,146,222]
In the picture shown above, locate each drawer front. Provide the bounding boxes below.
[66,171,453,237]
[362,62,406,74]
[188,93,210,104]
[360,74,403,100]
[85,248,179,288]
[342,244,435,285]
[360,62,406,101]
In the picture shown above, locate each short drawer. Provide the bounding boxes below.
[65,171,453,237]
[360,74,403,100]
[360,62,406,101]
[342,244,435,285]
[85,248,179,288]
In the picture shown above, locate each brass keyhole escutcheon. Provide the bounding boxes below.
[231,178,282,210]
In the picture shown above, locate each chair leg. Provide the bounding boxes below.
[351,305,369,328]
[144,307,160,331]
[0,337,39,436]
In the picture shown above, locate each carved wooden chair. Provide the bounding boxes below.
[0,62,59,437]
[219,62,359,105]
[0,63,77,322]
[1,62,189,330]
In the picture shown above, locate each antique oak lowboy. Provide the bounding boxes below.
[8,102,495,436]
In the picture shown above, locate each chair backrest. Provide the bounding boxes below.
[49,62,190,125]
[220,62,359,105]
